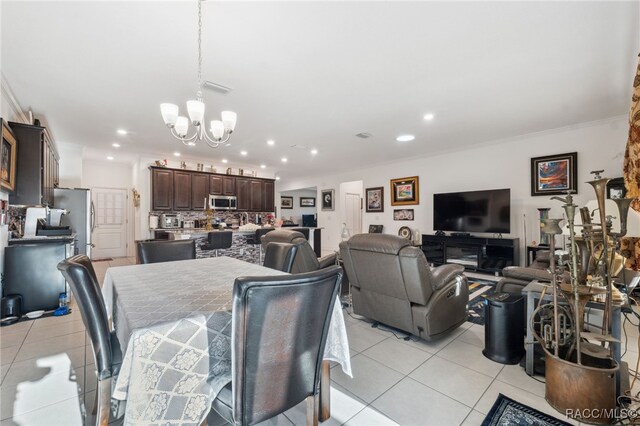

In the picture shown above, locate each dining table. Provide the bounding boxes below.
[101,256,351,426]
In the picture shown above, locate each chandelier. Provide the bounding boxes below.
[160,0,237,148]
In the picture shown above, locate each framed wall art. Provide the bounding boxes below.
[1,120,17,192]
[531,152,578,196]
[281,196,293,209]
[365,187,384,212]
[390,176,419,206]
[393,209,414,221]
[300,197,316,207]
[321,189,335,211]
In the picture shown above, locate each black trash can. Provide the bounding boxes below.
[483,293,525,364]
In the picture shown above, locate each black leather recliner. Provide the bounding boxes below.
[263,242,298,273]
[261,229,336,274]
[211,266,342,426]
[137,239,196,264]
[340,234,469,341]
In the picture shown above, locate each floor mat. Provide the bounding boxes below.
[482,393,571,425]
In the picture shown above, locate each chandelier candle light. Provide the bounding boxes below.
[160,0,237,148]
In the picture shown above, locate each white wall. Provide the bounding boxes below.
[57,142,83,188]
[278,116,629,262]
[278,188,317,224]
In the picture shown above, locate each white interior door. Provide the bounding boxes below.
[345,193,362,236]
[91,188,127,259]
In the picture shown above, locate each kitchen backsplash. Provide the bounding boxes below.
[150,211,275,225]
[7,206,26,238]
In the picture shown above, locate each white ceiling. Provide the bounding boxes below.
[2,1,638,179]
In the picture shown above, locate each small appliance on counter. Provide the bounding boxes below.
[183,220,195,229]
[160,213,181,228]
[149,214,159,229]
[54,188,93,256]
[23,206,72,237]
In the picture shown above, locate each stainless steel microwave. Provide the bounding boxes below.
[210,195,237,210]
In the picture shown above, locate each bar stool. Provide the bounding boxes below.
[202,231,233,257]
[247,228,275,263]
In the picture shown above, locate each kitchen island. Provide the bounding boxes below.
[150,227,323,263]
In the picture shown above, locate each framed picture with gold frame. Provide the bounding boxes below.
[390,176,419,206]
[1,120,17,192]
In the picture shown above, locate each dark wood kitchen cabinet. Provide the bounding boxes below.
[249,180,263,211]
[150,166,275,212]
[8,122,59,207]
[263,181,274,212]
[152,168,173,210]
[191,173,209,210]
[222,176,235,195]
[173,171,192,210]
[210,176,223,195]
[235,177,251,211]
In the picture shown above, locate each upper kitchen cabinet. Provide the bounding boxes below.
[263,180,275,212]
[210,175,235,195]
[250,179,263,212]
[152,168,173,210]
[191,173,209,210]
[8,122,59,207]
[235,177,251,211]
[173,171,192,210]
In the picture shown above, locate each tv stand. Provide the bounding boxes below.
[422,234,519,275]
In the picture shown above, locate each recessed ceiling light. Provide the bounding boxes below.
[281,157,288,163]
[240,150,247,156]
[187,142,196,146]
[117,129,127,135]
[396,135,415,142]
[106,156,114,160]
[310,149,318,155]
[423,113,435,121]
[173,152,181,157]
[260,164,266,169]
[222,159,228,163]
[267,140,275,146]
[276,176,281,180]
[112,143,120,148]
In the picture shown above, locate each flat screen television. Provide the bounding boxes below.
[433,188,510,234]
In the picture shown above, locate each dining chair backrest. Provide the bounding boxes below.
[206,231,233,250]
[137,239,196,264]
[230,265,342,425]
[57,255,113,380]
[262,242,298,273]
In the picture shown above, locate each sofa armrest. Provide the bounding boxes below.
[318,252,337,269]
[502,266,552,282]
[430,264,465,290]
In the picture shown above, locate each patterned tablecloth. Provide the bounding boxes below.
[102,256,351,426]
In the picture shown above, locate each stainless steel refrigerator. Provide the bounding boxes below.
[54,188,93,257]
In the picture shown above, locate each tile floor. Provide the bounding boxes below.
[1,258,637,425]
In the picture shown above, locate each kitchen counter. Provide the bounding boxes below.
[9,233,77,245]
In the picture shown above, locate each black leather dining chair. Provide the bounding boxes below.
[246,228,275,262]
[201,231,233,257]
[57,255,124,425]
[211,266,342,426]
[262,242,298,273]
[137,239,196,264]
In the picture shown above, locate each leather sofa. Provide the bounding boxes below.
[496,250,561,294]
[339,233,469,341]
[261,229,336,274]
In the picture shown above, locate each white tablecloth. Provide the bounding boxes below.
[102,257,351,426]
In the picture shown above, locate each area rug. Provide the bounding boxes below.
[482,394,571,426]
[467,277,498,325]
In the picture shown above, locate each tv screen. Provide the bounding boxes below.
[433,189,510,234]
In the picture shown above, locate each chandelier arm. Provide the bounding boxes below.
[170,127,198,144]
[201,130,224,147]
